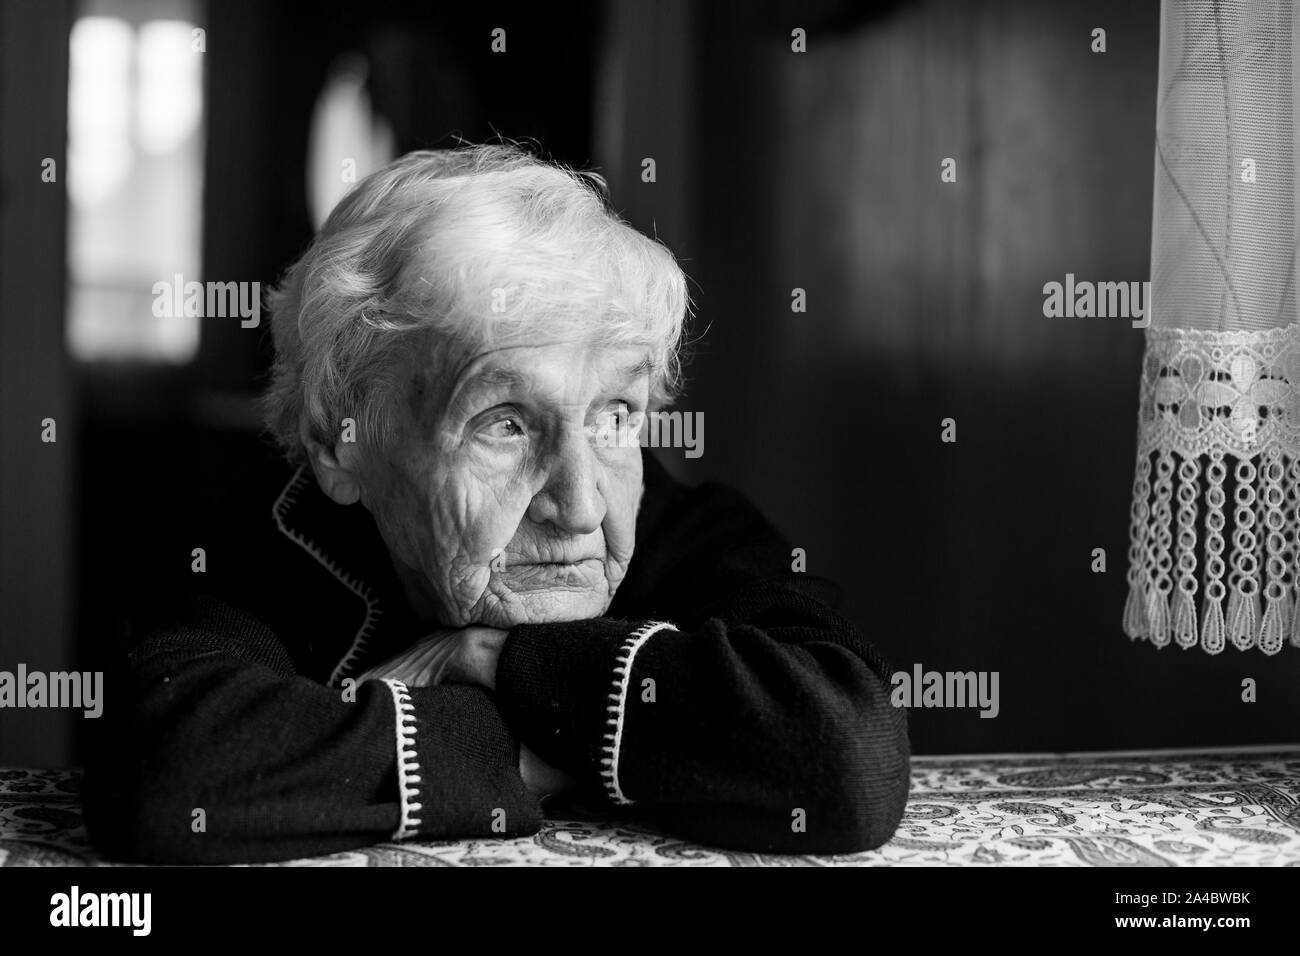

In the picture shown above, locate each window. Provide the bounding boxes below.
[66,1,205,363]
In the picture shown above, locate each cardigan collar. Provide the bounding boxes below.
[270,466,425,686]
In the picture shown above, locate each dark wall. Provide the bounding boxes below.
[632,0,1300,753]
[0,0,76,767]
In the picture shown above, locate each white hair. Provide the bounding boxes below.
[263,143,691,463]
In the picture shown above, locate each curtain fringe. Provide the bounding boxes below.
[1125,326,1300,655]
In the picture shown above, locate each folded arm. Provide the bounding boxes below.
[84,595,541,864]
[494,586,910,854]
[487,478,910,854]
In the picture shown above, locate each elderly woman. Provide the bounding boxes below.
[84,145,910,863]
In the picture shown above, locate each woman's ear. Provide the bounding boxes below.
[300,415,363,505]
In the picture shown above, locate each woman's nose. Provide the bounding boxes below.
[526,429,605,534]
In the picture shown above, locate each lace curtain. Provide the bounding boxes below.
[1126,0,1300,654]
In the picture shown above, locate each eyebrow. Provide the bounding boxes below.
[468,366,528,391]
[621,357,657,380]
[454,357,657,407]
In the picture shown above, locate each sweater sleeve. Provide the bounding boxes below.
[84,595,541,864]
[493,480,911,856]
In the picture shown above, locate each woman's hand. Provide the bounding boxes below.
[357,626,509,690]
[442,625,509,690]
[520,743,578,798]
[360,628,575,797]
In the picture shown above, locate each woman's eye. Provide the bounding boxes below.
[605,401,631,427]
[483,416,525,440]
[590,401,640,448]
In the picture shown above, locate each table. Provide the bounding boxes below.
[3,747,1297,866]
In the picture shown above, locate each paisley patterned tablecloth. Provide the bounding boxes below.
[3,748,1298,866]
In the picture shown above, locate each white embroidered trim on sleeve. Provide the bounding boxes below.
[599,620,678,806]
[383,678,423,840]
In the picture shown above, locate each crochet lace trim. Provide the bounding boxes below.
[271,467,381,685]
[384,678,424,839]
[1127,324,1300,654]
[600,621,678,806]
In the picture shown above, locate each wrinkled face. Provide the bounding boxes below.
[357,337,650,628]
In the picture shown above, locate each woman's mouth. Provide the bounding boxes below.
[502,557,604,588]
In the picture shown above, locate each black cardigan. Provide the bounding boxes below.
[83,449,910,863]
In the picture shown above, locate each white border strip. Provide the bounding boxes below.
[600,621,678,806]
[384,678,424,840]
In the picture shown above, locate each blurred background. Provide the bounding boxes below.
[1,0,1297,767]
